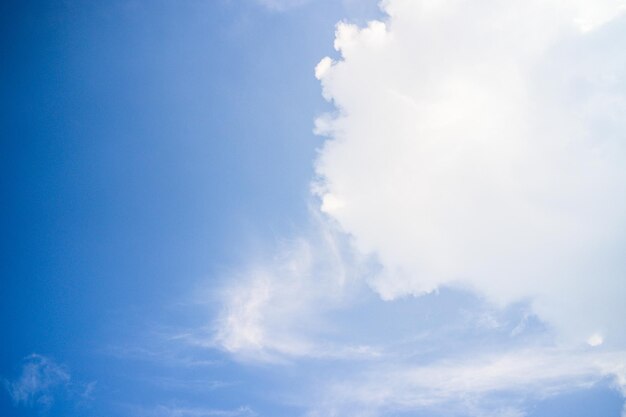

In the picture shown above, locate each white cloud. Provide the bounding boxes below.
[589,333,605,347]
[3,354,96,414]
[4,354,71,409]
[308,347,626,417]
[314,0,626,345]
[315,57,334,80]
[211,214,378,362]
[208,217,626,415]
[208,1,626,415]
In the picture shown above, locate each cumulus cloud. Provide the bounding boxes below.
[209,1,626,415]
[209,222,626,414]
[314,0,626,345]
[212,252,626,415]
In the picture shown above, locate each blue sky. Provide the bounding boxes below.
[2,1,626,417]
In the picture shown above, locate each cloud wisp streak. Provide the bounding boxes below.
[2,354,94,413]
[133,405,257,417]
[4,354,71,408]
[308,347,626,417]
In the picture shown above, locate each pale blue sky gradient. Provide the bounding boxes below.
[2,1,625,416]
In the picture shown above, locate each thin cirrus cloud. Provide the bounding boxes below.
[210,0,626,415]
[132,405,257,417]
[4,354,71,408]
[3,354,96,414]
[306,348,626,417]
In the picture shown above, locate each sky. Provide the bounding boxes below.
[1,1,625,417]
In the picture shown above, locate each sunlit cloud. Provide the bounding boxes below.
[208,0,626,415]
[314,0,626,345]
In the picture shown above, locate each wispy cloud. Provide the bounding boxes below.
[103,343,220,369]
[209,213,377,362]
[4,354,70,408]
[2,353,95,412]
[204,214,626,415]
[133,404,256,417]
[308,347,626,417]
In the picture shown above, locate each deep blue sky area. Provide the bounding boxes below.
[1,1,624,417]
[2,0,339,348]
[1,1,382,415]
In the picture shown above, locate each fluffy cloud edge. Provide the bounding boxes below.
[313,0,626,345]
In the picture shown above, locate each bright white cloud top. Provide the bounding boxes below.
[314,0,626,345]
[213,1,626,416]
